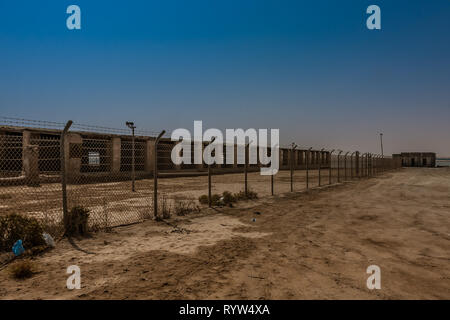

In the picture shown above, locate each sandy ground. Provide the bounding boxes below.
[0,167,449,299]
[0,168,341,229]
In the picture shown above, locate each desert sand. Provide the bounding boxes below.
[0,167,449,299]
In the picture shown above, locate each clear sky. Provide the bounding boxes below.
[1,0,449,156]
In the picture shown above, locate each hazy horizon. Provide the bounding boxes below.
[1,0,449,156]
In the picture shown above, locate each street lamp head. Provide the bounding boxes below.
[126,121,135,129]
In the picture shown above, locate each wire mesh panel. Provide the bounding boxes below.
[156,141,209,214]
[0,134,22,179]
[0,133,64,237]
[30,134,61,175]
[66,135,153,230]
[158,141,176,171]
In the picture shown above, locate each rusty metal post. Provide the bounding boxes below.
[153,130,166,219]
[350,151,356,179]
[329,149,335,185]
[337,150,343,183]
[374,155,378,175]
[271,174,274,196]
[126,122,136,192]
[60,120,73,233]
[207,137,216,207]
[344,151,349,181]
[290,143,297,192]
[363,153,366,178]
[244,141,251,197]
[366,153,370,178]
[306,147,312,189]
[318,148,324,186]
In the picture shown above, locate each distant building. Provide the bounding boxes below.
[393,152,436,167]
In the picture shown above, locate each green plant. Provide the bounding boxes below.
[10,260,34,279]
[65,206,90,236]
[0,214,45,252]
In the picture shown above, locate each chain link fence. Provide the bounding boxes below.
[0,117,402,238]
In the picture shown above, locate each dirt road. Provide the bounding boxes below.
[1,167,449,299]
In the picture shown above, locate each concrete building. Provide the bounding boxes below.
[393,152,436,167]
[0,125,332,186]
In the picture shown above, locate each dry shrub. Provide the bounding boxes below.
[222,191,237,204]
[65,206,90,236]
[174,199,200,216]
[41,212,64,238]
[10,260,35,279]
[198,193,221,206]
[234,190,258,200]
[198,190,256,207]
[198,194,209,205]
[0,214,45,252]
[159,194,171,219]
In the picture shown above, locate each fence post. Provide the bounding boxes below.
[344,151,349,181]
[366,153,369,177]
[318,148,324,186]
[370,153,373,177]
[244,142,250,197]
[153,130,166,219]
[306,147,312,189]
[329,149,335,185]
[337,150,343,183]
[355,151,359,179]
[351,151,356,179]
[207,137,216,207]
[60,120,73,233]
[126,122,136,192]
[375,155,378,175]
[271,174,274,196]
[290,143,297,192]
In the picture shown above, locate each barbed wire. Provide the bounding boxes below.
[0,116,171,138]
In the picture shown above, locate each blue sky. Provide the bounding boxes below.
[1,0,449,155]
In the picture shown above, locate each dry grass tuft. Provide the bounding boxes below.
[10,260,35,279]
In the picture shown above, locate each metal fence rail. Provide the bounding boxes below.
[0,117,402,237]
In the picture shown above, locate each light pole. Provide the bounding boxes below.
[126,121,136,192]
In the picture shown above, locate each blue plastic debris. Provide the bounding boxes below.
[12,240,25,256]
